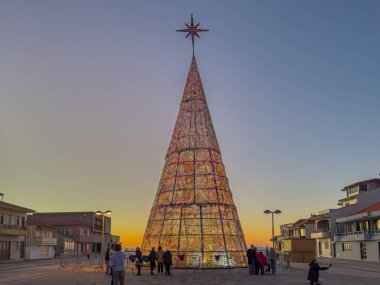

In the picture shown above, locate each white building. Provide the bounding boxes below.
[0,201,34,261]
[334,201,380,262]
[26,221,57,259]
[311,178,380,259]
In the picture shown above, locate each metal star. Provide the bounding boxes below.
[176,14,209,57]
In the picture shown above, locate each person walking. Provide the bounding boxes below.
[307,259,332,285]
[135,247,143,276]
[110,244,125,285]
[246,244,256,275]
[157,246,164,274]
[163,248,172,276]
[105,245,110,275]
[148,247,157,275]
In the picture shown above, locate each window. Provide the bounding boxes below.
[325,241,329,249]
[342,243,352,252]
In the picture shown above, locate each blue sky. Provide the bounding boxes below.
[0,0,379,245]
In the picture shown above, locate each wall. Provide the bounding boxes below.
[315,237,331,258]
[26,245,55,259]
[335,241,360,260]
[365,241,380,262]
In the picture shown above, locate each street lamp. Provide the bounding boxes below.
[96,210,112,254]
[264,209,281,249]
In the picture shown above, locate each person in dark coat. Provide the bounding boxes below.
[307,259,332,285]
[105,245,110,274]
[148,247,157,275]
[135,247,143,276]
[246,244,257,275]
[163,248,173,276]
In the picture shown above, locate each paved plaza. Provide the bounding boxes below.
[0,258,379,285]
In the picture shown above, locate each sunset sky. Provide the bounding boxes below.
[1,0,380,247]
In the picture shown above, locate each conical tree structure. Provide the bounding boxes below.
[141,57,247,268]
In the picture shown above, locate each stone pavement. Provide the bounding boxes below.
[0,258,379,285]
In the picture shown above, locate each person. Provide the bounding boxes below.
[135,247,143,276]
[163,248,172,276]
[269,247,277,274]
[253,247,260,274]
[105,245,110,274]
[307,259,332,285]
[157,246,164,274]
[246,244,257,275]
[110,244,125,285]
[148,247,157,275]
[109,244,116,285]
[284,251,291,271]
[257,252,267,275]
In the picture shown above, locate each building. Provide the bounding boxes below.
[275,218,316,262]
[311,178,380,259]
[32,212,117,255]
[334,201,380,262]
[310,209,336,258]
[0,200,34,261]
[141,16,247,268]
[337,179,380,207]
[26,219,57,259]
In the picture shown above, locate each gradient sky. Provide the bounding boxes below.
[1,0,379,247]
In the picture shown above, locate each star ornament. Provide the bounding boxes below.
[177,14,209,57]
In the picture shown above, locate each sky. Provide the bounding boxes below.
[0,0,379,247]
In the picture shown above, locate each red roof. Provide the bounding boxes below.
[292,218,314,227]
[28,216,90,228]
[356,201,380,214]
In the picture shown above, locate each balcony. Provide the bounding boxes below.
[334,230,380,242]
[0,224,27,236]
[35,237,57,246]
[311,228,330,239]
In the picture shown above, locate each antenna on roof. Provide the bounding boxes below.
[0,193,4,201]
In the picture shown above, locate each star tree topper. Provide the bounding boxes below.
[176,14,209,57]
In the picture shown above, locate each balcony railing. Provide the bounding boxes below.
[35,237,58,245]
[334,230,380,241]
[311,228,330,239]
[312,228,330,233]
[0,224,26,230]
[0,224,27,236]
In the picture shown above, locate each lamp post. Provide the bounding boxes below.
[264,209,281,249]
[96,210,112,254]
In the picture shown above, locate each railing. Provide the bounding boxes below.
[0,224,26,230]
[35,236,58,245]
[58,253,104,272]
[312,228,330,233]
[336,230,370,236]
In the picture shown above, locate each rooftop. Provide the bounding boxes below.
[0,200,34,213]
[341,178,380,191]
[356,201,380,214]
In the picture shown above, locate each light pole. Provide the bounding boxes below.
[264,209,281,249]
[96,210,112,254]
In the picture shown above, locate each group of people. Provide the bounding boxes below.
[129,246,173,276]
[105,245,173,280]
[246,244,278,275]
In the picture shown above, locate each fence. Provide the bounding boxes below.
[58,253,104,272]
